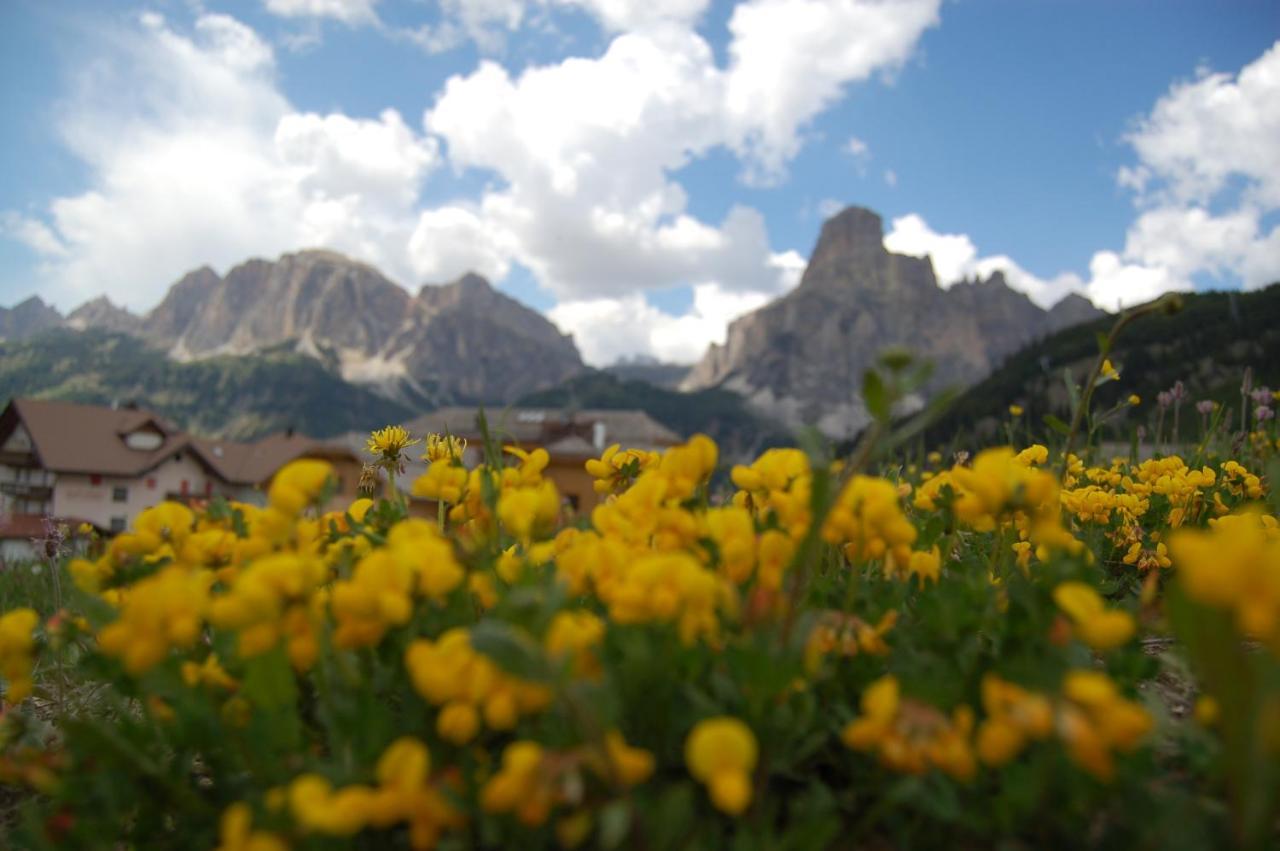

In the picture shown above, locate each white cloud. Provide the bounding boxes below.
[264,0,380,25]
[1,214,67,258]
[884,213,1083,307]
[7,1,940,370]
[724,0,941,181]
[12,12,437,310]
[550,251,803,364]
[426,29,785,301]
[881,42,1280,312]
[424,1,936,305]
[883,169,897,187]
[555,0,710,32]
[1120,43,1280,208]
[408,206,513,283]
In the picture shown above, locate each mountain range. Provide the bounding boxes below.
[0,205,1114,442]
[4,251,583,409]
[681,207,1104,437]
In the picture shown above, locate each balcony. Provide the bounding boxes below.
[0,481,53,501]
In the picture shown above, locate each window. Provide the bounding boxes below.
[112,486,128,502]
[110,516,127,533]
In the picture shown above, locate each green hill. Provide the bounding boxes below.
[924,283,1280,450]
[517,369,792,458]
[0,328,415,439]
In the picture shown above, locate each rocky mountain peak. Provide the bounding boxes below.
[0,295,64,342]
[67,295,142,333]
[127,251,582,406]
[683,205,1107,437]
[808,206,886,267]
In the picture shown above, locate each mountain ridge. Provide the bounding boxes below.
[681,206,1107,437]
[4,250,585,407]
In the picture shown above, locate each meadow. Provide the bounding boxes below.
[0,312,1277,850]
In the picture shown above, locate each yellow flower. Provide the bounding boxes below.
[602,730,655,787]
[437,701,481,744]
[423,433,467,463]
[1169,510,1280,651]
[0,608,40,704]
[907,548,941,584]
[685,717,758,815]
[658,434,719,501]
[412,460,469,504]
[1128,394,1141,406]
[98,566,213,675]
[1059,670,1152,781]
[366,425,420,460]
[1100,359,1120,381]
[822,475,917,569]
[1052,582,1135,651]
[1009,404,1024,417]
[269,459,334,516]
[1193,695,1219,727]
[842,675,975,780]
[481,741,555,826]
[215,802,289,851]
[497,481,560,543]
[585,443,659,495]
[975,674,1053,766]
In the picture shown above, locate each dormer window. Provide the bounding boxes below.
[123,428,164,451]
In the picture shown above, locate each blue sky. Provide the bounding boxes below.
[1,0,1277,364]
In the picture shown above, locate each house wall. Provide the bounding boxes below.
[52,452,237,531]
[546,457,600,517]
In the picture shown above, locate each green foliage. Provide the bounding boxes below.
[927,284,1280,448]
[0,329,415,439]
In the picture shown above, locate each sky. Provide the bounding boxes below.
[1,0,1277,366]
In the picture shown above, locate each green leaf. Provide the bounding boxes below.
[1062,367,1080,418]
[468,620,552,682]
[862,369,890,422]
[597,800,632,850]
[1043,414,1071,436]
[242,647,298,712]
[1095,331,1112,357]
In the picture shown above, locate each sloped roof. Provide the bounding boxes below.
[403,406,681,451]
[2,398,194,476]
[1,398,358,484]
[190,433,357,485]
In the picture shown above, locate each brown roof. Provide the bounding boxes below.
[403,406,681,451]
[2,398,197,477]
[0,399,359,485]
[191,433,359,484]
[0,513,97,541]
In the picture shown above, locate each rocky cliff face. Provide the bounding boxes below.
[135,251,583,405]
[0,296,64,341]
[682,206,1104,437]
[66,296,144,334]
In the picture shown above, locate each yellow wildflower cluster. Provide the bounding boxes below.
[0,609,39,704]
[1052,582,1136,651]
[481,731,655,828]
[975,674,1054,766]
[842,675,976,780]
[3,419,1275,846]
[1170,510,1280,652]
[331,519,463,648]
[1057,671,1153,781]
[423,432,467,463]
[288,737,461,847]
[585,443,660,494]
[405,628,552,743]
